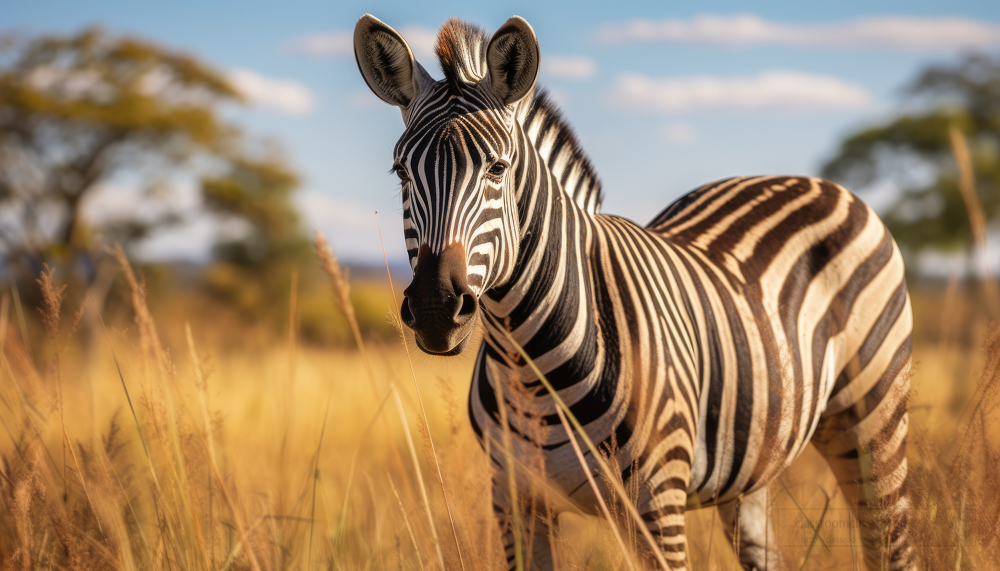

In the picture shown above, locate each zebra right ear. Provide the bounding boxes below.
[354,15,431,108]
[486,16,540,105]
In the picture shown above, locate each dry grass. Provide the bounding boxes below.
[1,253,1000,570]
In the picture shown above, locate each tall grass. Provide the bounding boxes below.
[1,245,999,569]
[949,125,1000,319]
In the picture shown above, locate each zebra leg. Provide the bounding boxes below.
[493,475,556,570]
[812,346,916,570]
[637,480,691,569]
[718,486,786,571]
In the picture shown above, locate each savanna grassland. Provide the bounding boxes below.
[1,241,999,571]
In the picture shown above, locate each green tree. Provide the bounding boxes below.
[200,147,313,316]
[0,27,307,283]
[821,53,1000,256]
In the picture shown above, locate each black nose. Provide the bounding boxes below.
[400,286,477,329]
[401,243,479,354]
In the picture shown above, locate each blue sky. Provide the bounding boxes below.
[4,0,1000,265]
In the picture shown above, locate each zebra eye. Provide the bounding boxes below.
[395,168,409,183]
[487,163,506,177]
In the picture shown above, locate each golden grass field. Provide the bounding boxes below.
[1,247,999,570]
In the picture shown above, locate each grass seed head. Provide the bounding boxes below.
[35,264,67,340]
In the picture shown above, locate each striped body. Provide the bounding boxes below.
[476,171,910,496]
[354,16,914,570]
[471,164,913,569]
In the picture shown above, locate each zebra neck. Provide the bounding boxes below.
[480,129,603,397]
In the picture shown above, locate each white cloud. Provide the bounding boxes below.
[397,25,438,62]
[297,191,365,230]
[543,55,598,80]
[133,213,217,262]
[81,181,201,225]
[289,31,354,58]
[28,66,113,100]
[662,122,696,144]
[597,14,1000,50]
[78,181,217,262]
[609,71,871,113]
[289,25,438,62]
[227,68,315,115]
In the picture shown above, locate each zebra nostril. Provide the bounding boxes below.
[456,292,477,322]
[400,297,417,329]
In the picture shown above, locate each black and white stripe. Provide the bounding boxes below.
[356,15,915,571]
[396,80,521,294]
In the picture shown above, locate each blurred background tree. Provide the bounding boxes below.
[200,147,314,318]
[822,53,1000,260]
[0,27,313,331]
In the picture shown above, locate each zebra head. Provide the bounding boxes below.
[354,15,540,355]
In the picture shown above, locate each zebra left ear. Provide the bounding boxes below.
[354,14,432,108]
[486,16,540,105]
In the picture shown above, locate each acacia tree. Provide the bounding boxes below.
[821,53,1000,257]
[0,27,306,285]
[200,148,314,315]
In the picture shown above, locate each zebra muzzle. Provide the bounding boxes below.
[401,243,478,355]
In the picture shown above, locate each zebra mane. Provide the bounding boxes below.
[517,90,603,213]
[435,19,604,214]
[435,18,490,88]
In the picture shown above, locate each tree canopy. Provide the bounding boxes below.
[0,27,307,282]
[821,53,1000,255]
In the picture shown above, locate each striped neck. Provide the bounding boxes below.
[480,111,603,397]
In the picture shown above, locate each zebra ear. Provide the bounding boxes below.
[354,15,431,108]
[486,16,540,105]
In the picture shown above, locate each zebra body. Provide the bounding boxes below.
[355,15,914,570]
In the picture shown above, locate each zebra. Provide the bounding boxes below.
[354,14,915,571]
